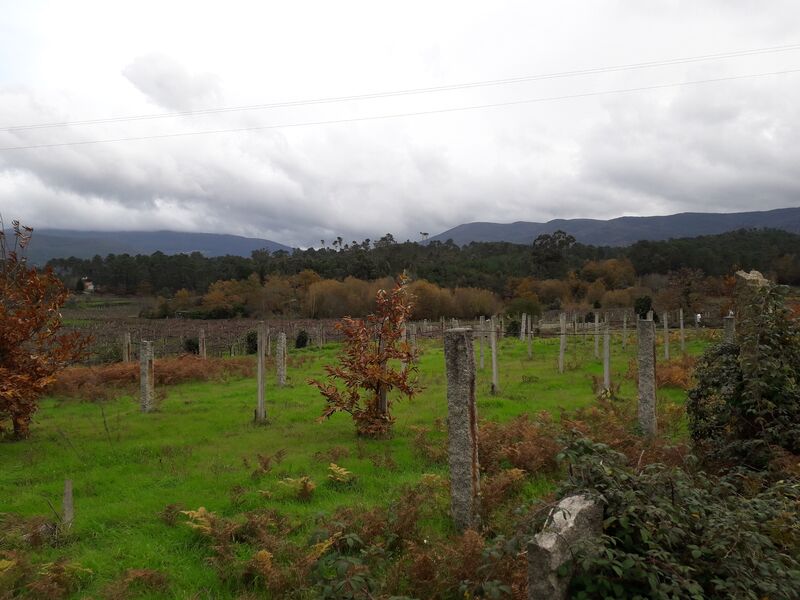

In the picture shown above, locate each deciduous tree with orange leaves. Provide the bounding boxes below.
[310,274,421,438]
[0,220,90,439]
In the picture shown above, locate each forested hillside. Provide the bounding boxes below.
[48,228,800,297]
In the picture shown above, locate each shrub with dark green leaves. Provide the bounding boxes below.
[633,296,652,319]
[505,319,521,337]
[687,282,800,467]
[559,439,800,599]
[245,330,258,355]
[182,337,199,355]
[295,329,309,349]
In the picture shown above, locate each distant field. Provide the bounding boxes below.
[0,332,707,598]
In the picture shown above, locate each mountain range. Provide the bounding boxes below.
[8,206,800,264]
[10,229,292,266]
[427,206,800,246]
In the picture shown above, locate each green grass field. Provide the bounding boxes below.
[0,330,709,598]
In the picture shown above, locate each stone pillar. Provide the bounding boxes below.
[528,495,603,600]
[603,322,611,391]
[724,314,736,344]
[520,313,526,341]
[478,315,485,370]
[63,479,74,530]
[490,317,499,394]
[277,332,287,387]
[199,329,207,359]
[256,322,266,423]
[637,317,657,436]
[140,340,154,413]
[622,312,627,350]
[593,312,600,359]
[663,312,670,361]
[121,331,132,362]
[444,328,480,532]
[558,313,566,374]
[527,319,533,360]
[679,308,685,354]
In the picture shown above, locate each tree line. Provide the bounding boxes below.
[48,228,800,298]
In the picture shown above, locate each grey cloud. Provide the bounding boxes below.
[3,1,800,249]
[122,53,223,111]
[577,80,800,215]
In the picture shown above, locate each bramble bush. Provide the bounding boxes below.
[558,439,800,599]
[687,280,800,469]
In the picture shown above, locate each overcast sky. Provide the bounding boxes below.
[1,1,799,247]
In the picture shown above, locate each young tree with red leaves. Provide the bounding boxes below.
[0,220,90,438]
[310,274,421,437]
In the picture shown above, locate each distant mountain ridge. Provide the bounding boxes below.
[427,207,800,246]
[13,229,293,265]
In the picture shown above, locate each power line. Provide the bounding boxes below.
[1,67,798,152]
[2,43,799,132]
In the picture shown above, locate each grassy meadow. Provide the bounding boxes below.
[0,329,709,598]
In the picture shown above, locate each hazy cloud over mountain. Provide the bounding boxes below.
[0,1,798,248]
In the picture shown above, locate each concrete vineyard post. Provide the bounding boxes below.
[637,317,657,436]
[444,328,480,532]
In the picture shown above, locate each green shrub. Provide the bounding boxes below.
[634,296,652,318]
[295,329,309,349]
[505,319,520,337]
[687,282,800,468]
[559,439,800,599]
[245,330,258,355]
[182,337,199,355]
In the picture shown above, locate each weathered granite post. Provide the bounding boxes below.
[444,328,480,532]
[140,340,154,413]
[527,319,533,359]
[527,495,603,600]
[558,313,566,374]
[637,317,657,436]
[622,312,628,350]
[593,312,600,359]
[199,329,207,359]
[724,314,736,343]
[478,315,485,369]
[679,308,685,354]
[603,321,611,391]
[519,313,526,341]
[255,322,267,423]
[121,331,132,362]
[663,312,670,361]
[490,317,499,394]
[63,479,74,531]
[277,332,287,387]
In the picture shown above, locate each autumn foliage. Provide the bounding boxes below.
[310,275,421,437]
[0,222,90,438]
